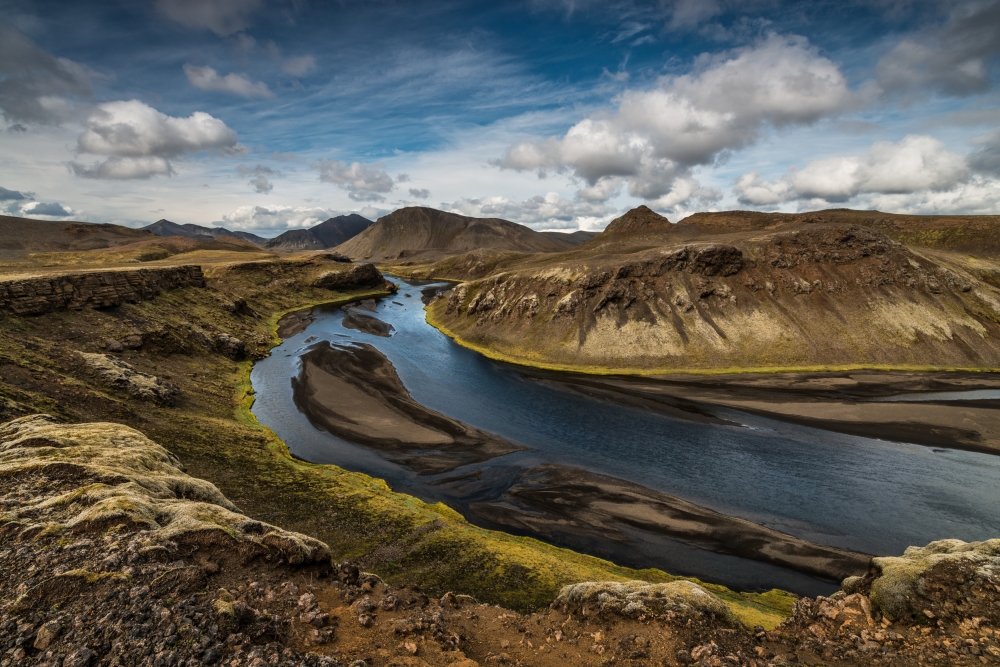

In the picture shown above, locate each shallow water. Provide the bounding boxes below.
[252,278,1000,596]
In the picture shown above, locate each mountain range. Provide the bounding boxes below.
[264,214,374,251]
[141,219,267,245]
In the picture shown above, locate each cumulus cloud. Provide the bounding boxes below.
[314,160,395,202]
[155,0,263,36]
[734,135,971,205]
[219,204,338,230]
[443,192,616,230]
[22,201,73,217]
[408,188,430,199]
[876,2,1000,98]
[0,23,94,125]
[69,100,244,179]
[237,164,277,193]
[497,34,854,209]
[183,64,273,99]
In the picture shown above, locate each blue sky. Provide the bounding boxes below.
[2,0,1000,235]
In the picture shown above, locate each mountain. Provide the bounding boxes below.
[335,207,572,262]
[423,207,1000,374]
[541,230,599,248]
[263,214,373,251]
[142,219,266,245]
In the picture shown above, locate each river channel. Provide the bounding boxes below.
[251,278,1000,597]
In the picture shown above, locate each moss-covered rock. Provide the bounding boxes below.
[552,580,738,626]
[79,352,180,404]
[0,414,331,569]
[867,538,1000,621]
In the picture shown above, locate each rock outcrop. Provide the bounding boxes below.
[313,263,396,293]
[0,266,205,318]
[79,353,180,404]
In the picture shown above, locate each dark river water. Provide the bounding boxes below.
[251,278,1000,596]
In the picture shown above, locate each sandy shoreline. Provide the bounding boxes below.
[290,337,872,584]
[525,370,1000,454]
[466,464,871,583]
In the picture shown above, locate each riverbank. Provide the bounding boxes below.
[425,306,1000,456]
[0,257,796,627]
[283,329,870,584]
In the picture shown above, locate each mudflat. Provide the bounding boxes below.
[292,341,527,474]
[530,370,1000,454]
[341,310,394,337]
[466,464,871,583]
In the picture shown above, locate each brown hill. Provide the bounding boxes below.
[424,207,1000,373]
[0,215,153,260]
[603,204,674,235]
[335,207,571,262]
[681,208,1000,257]
[142,219,266,245]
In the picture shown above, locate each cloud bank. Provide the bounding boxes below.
[314,160,396,202]
[498,34,855,210]
[69,100,244,179]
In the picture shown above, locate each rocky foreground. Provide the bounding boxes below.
[0,414,998,666]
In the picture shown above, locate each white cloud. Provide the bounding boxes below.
[497,34,854,210]
[183,64,273,99]
[443,192,616,230]
[69,100,244,179]
[0,23,94,125]
[22,201,73,217]
[237,164,277,193]
[218,204,337,230]
[734,135,970,205]
[408,187,430,199]
[70,156,174,180]
[866,179,1000,216]
[155,0,263,37]
[314,159,396,202]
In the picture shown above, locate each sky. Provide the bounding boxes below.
[2,0,1000,236]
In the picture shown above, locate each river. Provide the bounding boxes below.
[251,277,1000,596]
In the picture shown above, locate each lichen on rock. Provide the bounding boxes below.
[552,580,738,626]
[79,352,180,404]
[865,538,1000,621]
[0,414,332,570]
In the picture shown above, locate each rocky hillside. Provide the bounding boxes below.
[427,211,1000,372]
[335,207,575,262]
[2,413,997,666]
[142,219,266,246]
[266,215,373,252]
